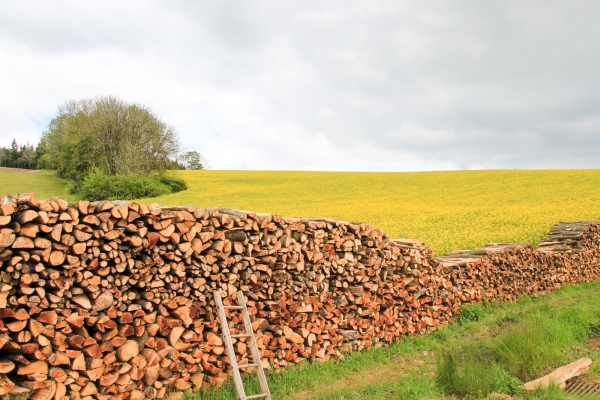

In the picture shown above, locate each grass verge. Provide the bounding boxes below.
[187,281,600,399]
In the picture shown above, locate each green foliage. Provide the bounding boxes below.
[75,169,173,201]
[39,95,181,184]
[0,139,39,169]
[181,150,207,170]
[157,174,188,193]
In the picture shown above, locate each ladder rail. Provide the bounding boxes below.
[214,291,247,399]
[214,290,272,400]
[237,291,272,400]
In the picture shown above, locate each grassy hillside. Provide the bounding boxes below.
[0,167,72,201]
[140,169,600,255]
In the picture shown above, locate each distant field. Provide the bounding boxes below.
[3,168,600,255]
[138,169,600,255]
[0,167,72,201]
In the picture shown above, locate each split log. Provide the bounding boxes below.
[523,358,593,390]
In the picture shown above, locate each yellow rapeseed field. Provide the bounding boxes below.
[139,170,597,255]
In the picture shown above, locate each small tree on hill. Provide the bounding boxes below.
[20,143,34,169]
[39,96,181,185]
[181,151,209,170]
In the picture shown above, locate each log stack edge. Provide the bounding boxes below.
[0,194,598,399]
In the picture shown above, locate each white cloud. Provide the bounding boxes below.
[1,1,600,170]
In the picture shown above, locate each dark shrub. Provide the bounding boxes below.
[77,169,172,201]
[157,174,187,193]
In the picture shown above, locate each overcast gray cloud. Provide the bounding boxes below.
[1,0,599,171]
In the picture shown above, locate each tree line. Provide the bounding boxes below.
[0,139,41,169]
[2,95,208,200]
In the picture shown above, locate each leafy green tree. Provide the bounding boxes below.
[9,139,19,166]
[31,141,46,169]
[20,143,35,169]
[181,150,208,170]
[39,96,181,187]
[0,140,38,169]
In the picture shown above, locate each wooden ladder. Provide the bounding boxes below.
[213,290,272,400]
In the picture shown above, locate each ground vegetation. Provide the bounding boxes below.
[0,139,41,169]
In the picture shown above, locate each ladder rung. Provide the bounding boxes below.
[238,363,258,368]
[215,290,271,400]
[246,394,268,399]
[231,333,252,338]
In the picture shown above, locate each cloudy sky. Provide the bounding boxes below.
[1,1,599,171]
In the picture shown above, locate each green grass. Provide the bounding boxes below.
[435,295,595,398]
[186,280,600,399]
[0,167,72,201]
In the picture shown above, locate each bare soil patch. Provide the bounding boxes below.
[587,337,600,350]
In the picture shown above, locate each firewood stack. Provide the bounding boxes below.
[0,195,453,399]
[436,221,600,304]
[0,193,598,400]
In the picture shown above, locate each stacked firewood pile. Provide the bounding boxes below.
[0,194,598,400]
[0,195,454,399]
[436,221,600,303]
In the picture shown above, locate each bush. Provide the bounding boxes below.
[76,169,173,201]
[157,174,187,193]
